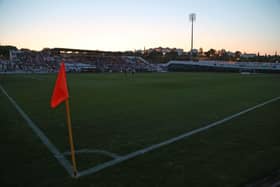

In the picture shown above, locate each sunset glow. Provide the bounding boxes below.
[0,0,279,54]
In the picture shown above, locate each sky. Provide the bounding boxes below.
[0,0,279,54]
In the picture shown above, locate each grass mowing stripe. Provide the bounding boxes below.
[63,149,121,159]
[0,85,74,177]
[20,76,45,80]
[78,95,280,178]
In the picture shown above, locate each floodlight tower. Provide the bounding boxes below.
[189,13,196,60]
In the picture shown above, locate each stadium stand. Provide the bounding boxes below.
[164,61,280,73]
[2,48,280,74]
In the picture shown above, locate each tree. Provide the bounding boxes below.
[199,48,203,56]
[165,51,178,60]
[0,45,17,59]
[205,48,216,57]
[146,51,164,63]
[235,51,242,58]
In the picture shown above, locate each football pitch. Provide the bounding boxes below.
[1,72,280,186]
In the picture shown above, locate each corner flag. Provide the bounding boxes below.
[51,62,69,108]
[50,61,78,176]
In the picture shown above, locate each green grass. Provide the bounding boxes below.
[1,72,280,186]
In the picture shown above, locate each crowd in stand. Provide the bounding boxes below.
[0,51,59,73]
[0,49,153,73]
[2,48,278,74]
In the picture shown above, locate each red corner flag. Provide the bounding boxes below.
[50,61,78,175]
[50,62,69,108]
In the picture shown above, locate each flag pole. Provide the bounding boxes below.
[65,99,78,176]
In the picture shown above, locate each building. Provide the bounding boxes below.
[147,47,184,56]
[241,53,257,58]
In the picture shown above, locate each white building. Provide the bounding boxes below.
[241,53,257,58]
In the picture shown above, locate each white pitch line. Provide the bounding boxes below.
[0,85,74,176]
[2,82,280,178]
[78,96,280,178]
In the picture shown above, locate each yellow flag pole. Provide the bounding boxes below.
[65,99,78,176]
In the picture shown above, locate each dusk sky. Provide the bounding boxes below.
[0,0,279,54]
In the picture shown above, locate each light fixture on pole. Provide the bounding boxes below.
[189,13,196,60]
